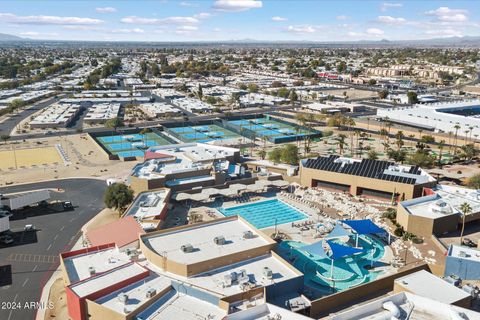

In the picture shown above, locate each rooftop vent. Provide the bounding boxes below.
[117,293,128,304]
[88,266,96,276]
[263,267,273,279]
[146,288,157,298]
[243,231,255,239]
[181,244,194,253]
[214,236,226,245]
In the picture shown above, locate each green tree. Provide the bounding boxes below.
[407,151,435,168]
[105,117,124,133]
[280,144,299,165]
[197,84,203,100]
[289,89,298,105]
[407,91,418,104]
[378,90,389,99]
[336,134,347,155]
[103,183,134,215]
[268,148,282,163]
[258,149,267,160]
[247,83,259,93]
[367,149,379,160]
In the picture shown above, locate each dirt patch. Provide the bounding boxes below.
[44,277,67,320]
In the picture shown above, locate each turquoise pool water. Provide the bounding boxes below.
[218,199,307,229]
[278,235,385,294]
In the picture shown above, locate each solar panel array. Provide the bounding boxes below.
[303,155,419,185]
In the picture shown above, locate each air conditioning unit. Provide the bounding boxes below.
[181,244,194,253]
[223,274,233,287]
[117,293,128,304]
[263,267,273,279]
[243,231,255,239]
[237,269,249,284]
[88,266,96,276]
[139,201,147,207]
[214,236,226,245]
[146,288,157,298]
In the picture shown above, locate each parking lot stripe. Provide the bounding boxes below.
[22,278,29,287]
[46,244,52,251]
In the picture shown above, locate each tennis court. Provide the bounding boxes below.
[168,124,241,143]
[97,132,172,158]
[228,117,319,143]
[0,146,62,170]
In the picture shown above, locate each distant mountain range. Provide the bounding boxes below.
[0,33,24,41]
[0,32,479,47]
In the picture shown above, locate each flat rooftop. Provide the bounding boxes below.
[394,270,470,304]
[69,262,147,298]
[62,247,130,283]
[124,189,169,220]
[135,289,226,320]
[302,155,434,185]
[142,218,271,264]
[95,274,171,315]
[185,254,300,296]
[449,244,480,263]
[402,184,480,219]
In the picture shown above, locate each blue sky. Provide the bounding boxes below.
[0,1,479,41]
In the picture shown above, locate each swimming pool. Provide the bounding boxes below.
[278,235,385,294]
[218,198,307,229]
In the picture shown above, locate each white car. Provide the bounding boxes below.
[0,235,14,244]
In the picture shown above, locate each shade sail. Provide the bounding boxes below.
[325,224,352,240]
[300,240,329,259]
[326,240,364,260]
[341,219,385,235]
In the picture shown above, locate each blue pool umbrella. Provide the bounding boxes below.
[341,219,386,246]
[300,240,329,259]
[326,240,364,279]
[325,224,352,240]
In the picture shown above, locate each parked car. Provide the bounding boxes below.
[63,201,73,210]
[0,235,14,244]
[24,224,35,232]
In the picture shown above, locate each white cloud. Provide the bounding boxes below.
[121,16,199,25]
[336,15,349,20]
[175,25,199,35]
[95,7,117,13]
[425,28,463,38]
[366,28,384,35]
[212,0,262,12]
[377,15,407,25]
[19,31,59,38]
[0,13,103,25]
[213,27,222,32]
[380,2,403,12]
[110,28,144,34]
[194,12,212,19]
[285,25,316,34]
[180,1,199,7]
[271,16,287,22]
[425,7,469,22]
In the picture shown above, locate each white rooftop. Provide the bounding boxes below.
[136,289,227,320]
[449,244,480,263]
[328,291,480,320]
[402,185,480,219]
[184,254,300,296]
[227,303,312,320]
[95,274,171,315]
[69,262,146,298]
[394,270,470,305]
[124,189,169,221]
[142,218,270,264]
[63,247,130,283]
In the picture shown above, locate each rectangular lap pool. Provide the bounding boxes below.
[218,198,307,229]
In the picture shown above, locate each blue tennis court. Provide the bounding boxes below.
[96,132,172,158]
[167,124,240,143]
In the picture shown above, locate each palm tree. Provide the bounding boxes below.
[460,202,472,246]
[447,131,453,152]
[395,131,404,151]
[464,130,469,145]
[437,140,445,167]
[336,134,347,155]
[453,124,461,153]
[0,135,10,145]
[417,129,423,140]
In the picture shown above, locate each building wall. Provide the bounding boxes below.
[397,204,458,238]
[445,256,480,280]
[393,281,471,308]
[299,165,432,200]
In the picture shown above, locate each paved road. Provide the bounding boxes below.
[0,178,107,320]
[0,96,62,136]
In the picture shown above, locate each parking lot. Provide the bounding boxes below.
[0,178,106,320]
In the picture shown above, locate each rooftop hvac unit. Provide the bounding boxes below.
[243,231,255,239]
[146,288,157,298]
[88,267,96,276]
[214,236,226,245]
[444,275,461,287]
[139,201,147,207]
[181,244,194,253]
[223,274,233,287]
[263,267,273,279]
[117,293,128,304]
[123,307,131,314]
[237,269,249,284]
[459,251,469,258]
